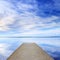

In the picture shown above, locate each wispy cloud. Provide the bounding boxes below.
[0,0,60,36]
[0,0,17,31]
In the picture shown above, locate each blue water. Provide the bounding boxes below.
[0,37,60,60]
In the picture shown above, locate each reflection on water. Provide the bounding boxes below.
[0,37,60,60]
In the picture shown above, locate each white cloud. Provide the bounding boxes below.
[17,2,33,11]
[12,28,60,36]
[0,16,16,31]
[17,12,59,32]
[0,0,60,37]
[0,0,17,31]
[0,27,59,37]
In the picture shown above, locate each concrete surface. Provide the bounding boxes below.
[7,43,54,60]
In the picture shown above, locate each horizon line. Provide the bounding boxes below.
[0,36,60,38]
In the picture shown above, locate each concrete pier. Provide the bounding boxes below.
[7,43,54,60]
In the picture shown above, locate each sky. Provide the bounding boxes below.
[0,0,60,60]
[0,0,60,37]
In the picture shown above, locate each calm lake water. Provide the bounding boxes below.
[0,37,60,60]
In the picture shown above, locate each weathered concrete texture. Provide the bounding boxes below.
[7,43,54,60]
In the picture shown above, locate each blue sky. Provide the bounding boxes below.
[0,0,60,60]
[0,0,60,37]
